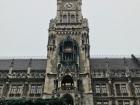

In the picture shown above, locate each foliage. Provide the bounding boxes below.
[0,98,66,105]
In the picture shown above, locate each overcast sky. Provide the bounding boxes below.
[0,0,140,58]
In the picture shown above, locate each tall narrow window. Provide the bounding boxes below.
[115,84,121,96]
[71,14,75,23]
[36,85,42,94]
[95,84,100,94]
[121,84,128,96]
[115,84,128,96]
[16,85,23,94]
[63,15,67,23]
[10,85,17,94]
[102,84,107,95]
[95,84,108,96]
[77,79,82,91]
[135,84,140,96]
[30,85,36,94]
[9,85,23,97]
[30,84,42,95]
[60,15,62,22]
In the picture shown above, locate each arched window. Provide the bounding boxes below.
[61,75,74,90]
[61,94,74,105]
[59,37,79,64]
[63,15,67,23]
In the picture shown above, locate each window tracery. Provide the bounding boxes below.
[9,84,23,97]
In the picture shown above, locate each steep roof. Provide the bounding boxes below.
[0,58,139,71]
[90,58,140,71]
[0,59,47,71]
[0,59,12,70]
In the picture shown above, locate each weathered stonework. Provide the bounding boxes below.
[0,1,140,105]
[43,0,93,105]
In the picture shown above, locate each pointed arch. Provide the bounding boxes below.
[58,36,79,64]
[61,75,74,90]
[61,94,74,105]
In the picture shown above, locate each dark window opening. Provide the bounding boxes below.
[115,84,128,96]
[77,79,83,91]
[71,15,75,23]
[63,15,67,23]
[61,94,74,105]
[61,75,74,90]
[95,84,108,96]
[59,38,79,64]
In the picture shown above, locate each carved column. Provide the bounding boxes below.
[3,82,10,98]
[22,82,28,98]
[108,79,115,105]
[128,79,133,96]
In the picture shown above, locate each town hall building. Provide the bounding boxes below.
[0,0,140,105]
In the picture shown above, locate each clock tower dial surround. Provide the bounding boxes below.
[64,2,74,9]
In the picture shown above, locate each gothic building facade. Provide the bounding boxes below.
[0,0,140,105]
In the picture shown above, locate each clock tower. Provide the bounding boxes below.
[43,0,93,105]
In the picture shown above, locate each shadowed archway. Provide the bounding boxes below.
[61,94,74,105]
[61,75,74,90]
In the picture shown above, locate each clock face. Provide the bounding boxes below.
[64,3,73,9]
